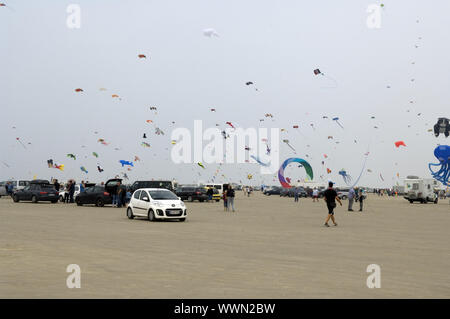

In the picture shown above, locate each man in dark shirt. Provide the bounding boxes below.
[323,181,342,227]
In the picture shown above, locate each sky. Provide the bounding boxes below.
[1,0,449,188]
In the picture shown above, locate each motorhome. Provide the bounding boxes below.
[403,176,439,204]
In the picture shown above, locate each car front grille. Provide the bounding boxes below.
[165,208,183,217]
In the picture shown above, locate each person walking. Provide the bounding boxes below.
[358,188,365,212]
[227,185,235,212]
[323,181,342,227]
[117,183,126,208]
[348,187,356,211]
[223,189,228,211]
[64,182,70,203]
[294,187,299,202]
[80,181,85,193]
[115,181,123,208]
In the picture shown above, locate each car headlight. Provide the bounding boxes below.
[180,201,185,207]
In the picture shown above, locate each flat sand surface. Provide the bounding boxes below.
[0,193,449,298]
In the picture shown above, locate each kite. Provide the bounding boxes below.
[143,133,147,139]
[278,158,314,188]
[332,117,344,129]
[313,68,338,88]
[247,174,253,180]
[47,159,54,168]
[327,168,332,174]
[119,160,134,167]
[433,117,450,137]
[197,162,205,169]
[146,120,153,124]
[1,161,9,168]
[67,154,76,160]
[226,122,235,129]
[75,88,83,92]
[134,156,140,162]
[138,54,147,59]
[210,108,216,112]
[250,155,270,167]
[282,139,296,153]
[142,142,150,148]
[367,169,372,173]
[380,174,384,181]
[327,136,333,139]
[293,125,299,129]
[265,113,274,118]
[16,137,27,149]
[97,165,104,172]
[428,145,450,186]
[54,164,64,171]
[171,140,177,145]
[155,127,164,135]
[80,166,88,174]
[203,28,219,37]
[394,141,406,148]
[99,88,107,91]
[338,169,352,185]
[245,82,258,91]
[92,152,99,158]
[112,94,119,98]
[149,106,157,110]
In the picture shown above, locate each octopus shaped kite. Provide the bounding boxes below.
[338,169,352,186]
[429,145,450,186]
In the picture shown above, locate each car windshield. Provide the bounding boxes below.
[149,190,178,200]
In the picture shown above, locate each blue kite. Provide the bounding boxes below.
[119,160,134,167]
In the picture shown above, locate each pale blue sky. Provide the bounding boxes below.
[1,0,449,187]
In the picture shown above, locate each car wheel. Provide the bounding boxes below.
[148,209,156,222]
[188,196,193,202]
[96,198,104,207]
[51,200,58,203]
[409,200,414,204]
[127,207,134,219]
[179,218,186,222]
[342,195,347,200]
[215,199,220,202]
[31,195,38,203]
[199,199,204,202]
[76,198,83,206]
[13,195,19,203]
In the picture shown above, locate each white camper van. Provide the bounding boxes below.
[403,176,438,204]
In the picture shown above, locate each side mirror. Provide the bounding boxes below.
[143,197,149,202]
[178,197,181,200]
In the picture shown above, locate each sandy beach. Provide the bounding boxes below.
[0,192,448,298]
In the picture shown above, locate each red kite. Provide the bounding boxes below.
[394,141,406,148]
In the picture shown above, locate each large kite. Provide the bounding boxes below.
[429,145,450,186]
[278,158,314,188]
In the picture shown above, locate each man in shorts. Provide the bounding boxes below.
[312,188,319,202]
[323,181,342,227]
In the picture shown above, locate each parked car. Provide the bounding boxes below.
[126,188,187,222]
[12,180,58,203]
[205,187,221,202]
[337,191,349,200]
[76,185,112,207]
[130,180,175,193]
[175,186,208,202]
[263,186,282,195]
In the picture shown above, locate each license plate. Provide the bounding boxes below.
[49,194,55,196]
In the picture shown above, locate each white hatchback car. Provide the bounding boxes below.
[127,188,187,222]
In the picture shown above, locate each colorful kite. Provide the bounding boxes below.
[338,169,352,185]
[332,117,344,129]
[282,139,296,153]
[278,157,313,188]
[80,166,88,174]
[142,142,150,148]
[67,154,76,160]
[92,152,99,158]
[197,162,205,169]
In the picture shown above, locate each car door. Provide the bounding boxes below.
[131,190,144,216]
[139,190,151,213]
[18,185,30,200]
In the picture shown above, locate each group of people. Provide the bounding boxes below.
[222,185,236,212]
[3,182,14,196]
[111,181,130,208]
[347,187,366,212]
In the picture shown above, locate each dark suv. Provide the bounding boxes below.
[12,180,59,203]
[175,186,208,202]
[130,180,174,193]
